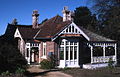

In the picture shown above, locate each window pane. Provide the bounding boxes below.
[66,46,69,60]
[61,41,64,45]
[105,46,115,56]
[93,46,103,56]
[70,46,73,60]
[74,46,77,59]
[60,47,64,60]
[66,41,69,45]
[74,42,77,45]
[70,42,73,45]
[27,48,29,57]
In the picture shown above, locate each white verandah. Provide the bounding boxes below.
[88,42,117,64]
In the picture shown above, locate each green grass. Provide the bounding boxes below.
[62,67,120,77]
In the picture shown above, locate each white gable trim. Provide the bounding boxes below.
[72,22,90,41]
[52,22,90,41]
[14,28,22,39]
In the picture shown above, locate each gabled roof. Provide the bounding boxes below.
[18,27,39,39]
[79,27,114,41]
[14,15,114,42]
[34,15,71,39]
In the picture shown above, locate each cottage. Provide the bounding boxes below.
[13,7,117,69]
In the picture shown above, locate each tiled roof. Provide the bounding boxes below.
[16,15,114,42]
[34,15,71,39]
[18,27,39,39]
[79,27,114,41]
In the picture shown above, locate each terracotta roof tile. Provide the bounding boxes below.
[18,27,39,39]
[79,26,114,41]
[35,15,71,39]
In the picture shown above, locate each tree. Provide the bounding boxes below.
[91,0,120,40]
[0,35,27,73]
[74,6,98,32]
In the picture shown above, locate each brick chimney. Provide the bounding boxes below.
[32,10,39,29]
[62,6,74,22]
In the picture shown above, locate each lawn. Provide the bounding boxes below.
[62,67,120,77]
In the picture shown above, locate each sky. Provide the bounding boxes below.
[0,0,92,35]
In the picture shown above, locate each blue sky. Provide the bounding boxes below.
[0,0,92,35]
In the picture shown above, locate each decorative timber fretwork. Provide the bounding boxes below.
[62,24,81,34]
[52,22,90,41]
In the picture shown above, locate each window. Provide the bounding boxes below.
[61,41,64,45]
[93,46,103,56]
[74,46,77,59]
[105,46,115,56]
[43,42,46,56]
[26,48,29,57]
[66,46,69,60]
[70,46,73,60]
[60,47,64,60]
[66,41,69,45]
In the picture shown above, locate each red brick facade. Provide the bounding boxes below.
[39,41,58,62]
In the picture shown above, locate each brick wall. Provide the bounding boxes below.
[39,41,59,62]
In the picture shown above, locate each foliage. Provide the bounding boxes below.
[91,0,120,40]
[74,6,98,32]
[1,71,11,76]
[108,58,114,69]
[40,53,57,69]
[40,59,55,69]
[108,57,114,73]
[0,35,27,74]
[15,68,26,74]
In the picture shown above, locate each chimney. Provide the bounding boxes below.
[62,6,74,22]
[32,10,39,29]
[11,18,18,25]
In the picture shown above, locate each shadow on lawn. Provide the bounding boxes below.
[24,69,59,77]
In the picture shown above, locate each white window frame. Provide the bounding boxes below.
[41,42,47,59]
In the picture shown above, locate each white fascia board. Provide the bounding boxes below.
[52,23,71,41]
[52,22,90,41]
[71,22,90,41]
[14,28,22,39]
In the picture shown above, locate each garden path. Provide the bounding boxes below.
[26,65,72,77]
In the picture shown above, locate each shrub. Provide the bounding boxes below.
[1,71,11,76]
[15,67,26,74]
[0,39,27,73]
[40,59,54,69]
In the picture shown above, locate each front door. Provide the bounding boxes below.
[59,38,79,68]
[30,47,39,63]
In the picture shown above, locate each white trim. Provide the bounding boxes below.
[42,42,47,59]
[14,28,22,39]
[52,22,90,41]
[33,29,41,39]
[71,22,90,41]
[59,38,79,68]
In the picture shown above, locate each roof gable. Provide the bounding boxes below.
[14,28,22,38]
[52,22,90,41]
[17,27,39,39]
